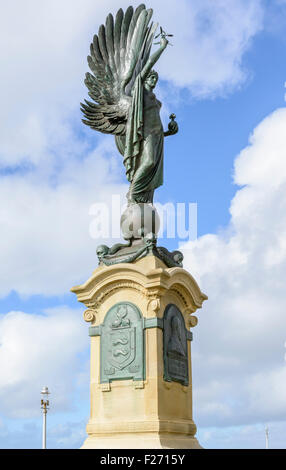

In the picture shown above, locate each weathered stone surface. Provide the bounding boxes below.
[71,255,207,448]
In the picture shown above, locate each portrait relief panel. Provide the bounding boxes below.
[163,304,189,386]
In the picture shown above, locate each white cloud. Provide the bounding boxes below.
[0,417,87,449]
[49,421,87,449]
[155,0,264,97]
[0,0,129,167]
[182,108,286,428]
[0,0,263,167]
[197,421,286,449]
[0,307,89,419]
[0,0,265,296]
[0,0,276,449]
[234,108,286,188]
[0,139,128,297]
[0,0,264,298]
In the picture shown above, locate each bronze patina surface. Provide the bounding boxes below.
[81,4,182,266]
[81,4,178,205]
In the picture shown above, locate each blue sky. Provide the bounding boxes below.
[1,0,286,449]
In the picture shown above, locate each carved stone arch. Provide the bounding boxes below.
[94,280,147,313]
[102,300,143,326]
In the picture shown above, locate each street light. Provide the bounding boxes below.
[265,425,269,449]
[41,386,50,449]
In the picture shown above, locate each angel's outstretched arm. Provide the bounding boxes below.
[140,36,168,82]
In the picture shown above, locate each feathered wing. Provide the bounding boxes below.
[80,4,157,136]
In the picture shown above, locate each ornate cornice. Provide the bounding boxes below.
[71,256,207,323]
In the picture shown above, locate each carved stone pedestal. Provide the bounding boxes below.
[71,255,207,449]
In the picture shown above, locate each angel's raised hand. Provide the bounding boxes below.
[160,36,169,48]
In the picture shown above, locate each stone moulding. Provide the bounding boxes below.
[85,419,197,436]
[89,316,193,341]
[71,257,208,326]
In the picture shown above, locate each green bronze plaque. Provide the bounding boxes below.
[163,304,189,386]
[100,302,144,384]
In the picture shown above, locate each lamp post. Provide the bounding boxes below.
[265,425,269,449]
[41,386,50,449]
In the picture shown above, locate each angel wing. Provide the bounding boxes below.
[80,4,157,136]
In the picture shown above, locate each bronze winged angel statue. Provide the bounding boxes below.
[81,4,178,205]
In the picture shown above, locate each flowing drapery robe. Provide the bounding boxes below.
[115,75,164,203]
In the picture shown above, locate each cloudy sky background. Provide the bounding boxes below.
[1,0,286,448]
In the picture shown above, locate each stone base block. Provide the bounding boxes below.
[71,256,207,450]
[81,432,203,449]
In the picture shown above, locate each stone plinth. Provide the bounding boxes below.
[71,255,207,449]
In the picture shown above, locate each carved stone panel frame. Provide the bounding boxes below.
[163,303,189,386]
[100,301,144,384]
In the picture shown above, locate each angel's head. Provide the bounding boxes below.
[144,70,159,90]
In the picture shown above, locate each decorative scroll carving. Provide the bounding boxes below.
[83,308,96,323]
[93,281,147,310]
[147,298,161,315]
[188,315,198,328]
